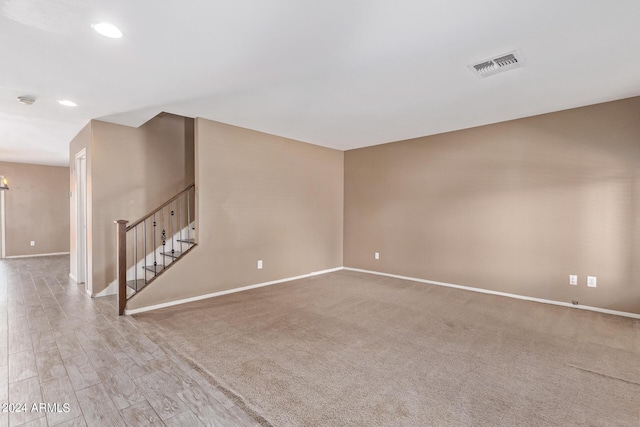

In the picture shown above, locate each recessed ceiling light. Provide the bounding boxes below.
[58,100,78,107]
[18,96,36,105]
[92,22,123,39]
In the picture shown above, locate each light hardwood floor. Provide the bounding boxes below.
[0,255,258,427]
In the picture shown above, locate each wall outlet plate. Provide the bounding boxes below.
[587,276,597,288]
[30,241,36,246]
[257,260,263,269]
[374,252,380,260]
[569,275,577,285]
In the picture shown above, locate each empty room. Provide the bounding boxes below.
[1,1,639,426]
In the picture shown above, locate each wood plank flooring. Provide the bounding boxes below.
[0,256,258,427]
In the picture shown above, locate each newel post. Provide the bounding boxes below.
[115,220,128,315]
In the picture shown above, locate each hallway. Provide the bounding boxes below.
[0,255,257,427]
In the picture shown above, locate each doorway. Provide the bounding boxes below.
[75,149,88,293]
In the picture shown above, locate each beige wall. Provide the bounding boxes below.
[127,119,344,309]
[68,114,194,295]
[0,161,70,257]
[185,117,195,181]
[344,97,640,314]
[0,192,3,256]
[88,113,194,294]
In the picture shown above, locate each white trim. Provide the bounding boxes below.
[1,191,5,258]
[93,281,117,298]
[343,268,640,320]
[125,266,344,315]
[5,252,70,259]
[69,273,77,282]
[75,148,88,294]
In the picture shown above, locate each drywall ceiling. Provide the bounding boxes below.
[2,0,640,166]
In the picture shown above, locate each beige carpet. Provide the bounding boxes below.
[134,270,640,426]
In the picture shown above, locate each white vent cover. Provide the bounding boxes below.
[469,51,522,78]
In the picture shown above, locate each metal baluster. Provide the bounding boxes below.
[131,229,134,288]
[153,213,157,275]
[178,193,183,246]
[170,201,175,259]
[187,188,191,244]
[143,219,147,284]
[134,226,137,291]
[161,207,166,268]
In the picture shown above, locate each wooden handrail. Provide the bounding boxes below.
[126,183,195,231]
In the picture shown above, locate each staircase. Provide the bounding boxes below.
[115,184,196,314]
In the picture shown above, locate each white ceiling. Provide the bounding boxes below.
[2,0,640,166]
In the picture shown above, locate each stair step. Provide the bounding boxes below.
[143,264,165,274]
[177,238,196,244]
[161,251,183,259]
[126,279,148,292]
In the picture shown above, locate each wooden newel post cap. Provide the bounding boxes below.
[115,220,129,224]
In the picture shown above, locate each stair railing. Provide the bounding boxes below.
[115,184,196,315]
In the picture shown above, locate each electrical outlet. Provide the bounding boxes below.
[374,252,380,260]
[587,276,597,288]
[257,260,263,269]
[30,241,36,246]
[569,275,577,286]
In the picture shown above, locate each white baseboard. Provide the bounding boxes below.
[68,273,77,282]
[94,281,117,298]
[5,252,70,259]
[125,266,344,315]
[343,268,640,320]
[124,266,640,319]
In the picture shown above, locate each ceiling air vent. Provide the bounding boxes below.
[469,51,522,78]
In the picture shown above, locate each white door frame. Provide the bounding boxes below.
[75,149,89,294]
